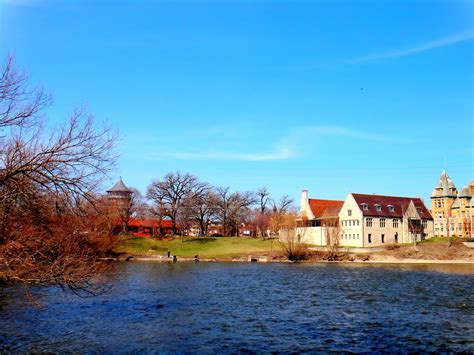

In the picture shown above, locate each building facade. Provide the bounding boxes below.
[293,190,433,247]
[431,170,474,238]
[338,193,434,247]
[295,189,344,246]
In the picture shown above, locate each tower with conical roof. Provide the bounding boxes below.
[107,177,132,200]
[107,178,133,233]
[430,170,458,237]
[450,180,474,238]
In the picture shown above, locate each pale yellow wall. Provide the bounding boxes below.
[339,195,433,247]
[338,193,364,247]
[295,227,326,246]
[431,197,455,219]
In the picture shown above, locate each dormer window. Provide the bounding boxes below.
[361,203,368,210]
[375,204,381,211]
[416,207,422,213]
[388,205,394,212]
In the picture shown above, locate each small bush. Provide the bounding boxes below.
[280,240,310,261]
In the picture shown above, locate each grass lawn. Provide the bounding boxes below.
[420,236,452,244]
[115,236,283,259]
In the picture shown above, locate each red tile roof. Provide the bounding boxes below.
[351,193,432,220]
[128,218,173,228]
[308,199,344,219]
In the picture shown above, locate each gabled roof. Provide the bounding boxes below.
[458,184,472,198]
[308,199,344,219]
[107,178,132,193]
[351,193,432,220]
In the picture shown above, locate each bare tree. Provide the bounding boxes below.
[146,172,208,235]
[256,187,271,238]
[216,186,231,236]
[215,187,256,236]
[270,194,295,236]
[227,191,257,236]
[149,196,166,237]
[278,212,309,261]
[108,188,143,233]
[0,57,118,292]
[0,55,51,131]
[324,223,342,261]
[189,189,219,235]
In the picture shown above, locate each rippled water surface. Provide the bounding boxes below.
[1,262,474,353]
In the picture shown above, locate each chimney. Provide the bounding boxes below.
[300,189,308,215]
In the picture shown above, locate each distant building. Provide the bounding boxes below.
[296,190,344,245]
[107,177,132,205]
[294,190,433,247]
[431,170,473,238]
[106,178,174,236]
[339,193,433,247]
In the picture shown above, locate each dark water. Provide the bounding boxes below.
[1,262,474,353]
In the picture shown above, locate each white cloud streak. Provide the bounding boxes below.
[347,30,474,64]
[159,147,294,161]
[149,124,411,162]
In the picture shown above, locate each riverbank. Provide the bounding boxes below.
[114,235,474,264]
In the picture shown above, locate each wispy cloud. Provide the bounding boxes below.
[346,30,474,64]
[143,124,412,162]
[157,147,294,161]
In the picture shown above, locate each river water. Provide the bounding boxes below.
[1,262,473,353]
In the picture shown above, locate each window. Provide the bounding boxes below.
[393,219,399,228]
[366,218,372,227]
[348,209,352,216]
[388,205,394,212]
[395,233,398,243]
[380,218,386,228]
[375,204,381,211]
[422,220,427,229]
[361,203,368,210]
[368,234,372,243]
[381,234,385,243]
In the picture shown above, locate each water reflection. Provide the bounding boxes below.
[1,262,473,353]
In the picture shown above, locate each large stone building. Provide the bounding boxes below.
[295,190,433,247]
[431,170,474,238]
[338,193,433,247]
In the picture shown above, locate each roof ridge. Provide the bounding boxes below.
[351,193,423,200]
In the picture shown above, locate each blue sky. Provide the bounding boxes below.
[1,0,473,205]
